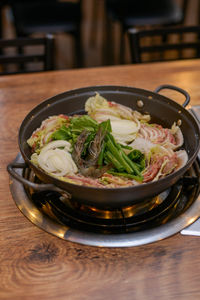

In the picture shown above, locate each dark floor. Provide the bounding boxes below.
[1,0,200,70]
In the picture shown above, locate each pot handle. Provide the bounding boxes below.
[154,84,190,108]
[7,162,71,199]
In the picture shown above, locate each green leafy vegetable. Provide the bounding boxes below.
[98,119,112,134]
[128,149,143,161]
[51,114,145,183]
[51,125,71,140]
[128,149,145,171]
[70,115,98,133]
[52,115,98,144]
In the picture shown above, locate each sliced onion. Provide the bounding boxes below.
[38,149,57,173]
[40,140,71,154]
[37,145,77,177]
[110,119,140,144]
[175,150,188,170]
[113,133,138,145]
[129,137,155,153]
[173,127,184,149]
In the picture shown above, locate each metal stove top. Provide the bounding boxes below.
[181,106,200,236]
[8,105,200,247]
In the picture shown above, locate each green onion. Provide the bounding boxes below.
[106,139,133,174]
[107,170,143,182]
[120,144,133,150]
[98,119,112,133]
[106,132,118,147]
[105,151,124,171]
[120,149,141,176]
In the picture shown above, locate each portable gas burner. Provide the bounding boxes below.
[8,106,200,247]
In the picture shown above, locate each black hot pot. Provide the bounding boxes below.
[7,85,200,209]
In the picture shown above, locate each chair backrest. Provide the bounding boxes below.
[128,25,200,63]
[105,0,185,27]
[10,0,82,34]
[0,34,54,74]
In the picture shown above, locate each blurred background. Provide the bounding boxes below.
[0,0,199,71]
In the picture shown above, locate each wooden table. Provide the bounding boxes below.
[1,60,200,300]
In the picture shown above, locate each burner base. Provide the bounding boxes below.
[8,153,200,247]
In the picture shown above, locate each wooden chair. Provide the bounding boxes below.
[0,34,54,74]
[128,25,200,64]
[104,0,188,65]
[9,0,83,68]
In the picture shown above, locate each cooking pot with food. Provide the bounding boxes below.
[7,85,200,209]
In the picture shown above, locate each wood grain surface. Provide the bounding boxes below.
[1,60,200,300]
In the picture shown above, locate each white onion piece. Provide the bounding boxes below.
[38,150,58,173]
[38,149,78,177]
[40,140,72,153]
[129,137,155,154]
[173,127,184,149]
[112,133,138,145]
[175,150,188,170]
[130,136,176,159]
[37,140,77,177]
[111,119,140,144]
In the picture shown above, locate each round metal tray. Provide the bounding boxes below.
[8,153,200,247]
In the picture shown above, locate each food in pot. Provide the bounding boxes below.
[27,93,188,188]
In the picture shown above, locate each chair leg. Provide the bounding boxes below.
[74,27,83,68]
[0,8,2,40]
[17,46,26,72]
[0,6,3,56]
[103,15,115,65]
[182,0,189,24]
[119,27,125,64]
[89,0,99,48]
